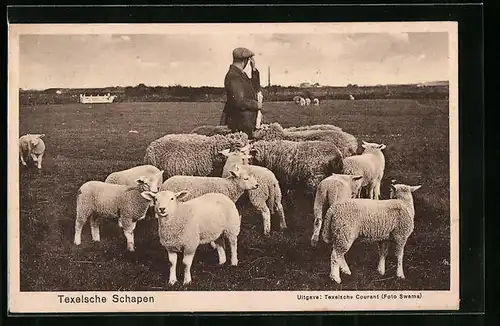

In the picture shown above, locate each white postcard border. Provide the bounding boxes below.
[7,22,460,313]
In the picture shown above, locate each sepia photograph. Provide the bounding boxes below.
[8,22,459,313]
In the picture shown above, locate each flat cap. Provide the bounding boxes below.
[232,47,255,60]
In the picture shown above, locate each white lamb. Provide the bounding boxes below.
[299,97,306,106]
[293,96,302,104]
[151,190,242,285]
[342,140,387,200]
[321,182,422,283]
[219,149,287,235]
[73,177,157,252]
[310,173,363,247]
[105,165,164,207]
[305,98,311,106]
[313,98,320,106]
[19,133,46,169]
[160,164,258,204]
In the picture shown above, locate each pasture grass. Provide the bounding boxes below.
[18,99,450,291]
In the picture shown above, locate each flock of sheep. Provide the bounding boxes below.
[293,95,320,107]
[19,117,421,286]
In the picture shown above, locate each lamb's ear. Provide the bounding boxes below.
[175,190,190,200]
[378,144,386,150]
[219,149,231,156]
[362,140,368,145]
[351,175,363,181]
[141,191,157,201]
[38,134,45,138]
[135,176,147,185]
[228,164,240,178]
[409,185,422,192]
[238,144,250,154]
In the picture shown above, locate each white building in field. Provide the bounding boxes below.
[79,93,117,104]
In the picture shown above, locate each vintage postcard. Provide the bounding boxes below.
[8,22,459,313]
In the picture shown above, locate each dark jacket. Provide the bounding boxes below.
[221,64,261,136]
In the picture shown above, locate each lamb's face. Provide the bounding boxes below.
[224,151,252,166]
[346,175,363,196]
[30,137,40,147]
[389,184,422,199]
[149,170,164,193]
[228,165,259,190]
[154,190,189,219]
[136,173,163,193]
[361,140,386,151]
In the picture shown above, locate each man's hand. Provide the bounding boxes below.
[257,91,263,109]
[249,57,256,70]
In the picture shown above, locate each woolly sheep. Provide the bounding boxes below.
[105,165,164,191]
[192,123,344,137]
[313,98,320,106]
[143,132,249,179]
[342,140,386,199]
[299,97,306,106]
[293,95,302,104]
[349,94,355,100]
[310,173,363,247]
[253,122,358,157]
[105,165,164,212]
[321,182,422,283]
[160,164,258,204]
[19,133,46,169]
[248,139,344,194]
[220,149,287,235]
[190,125,232,137]
[151,190,241,285]
[73,177,156,252]
[305,98,311,106]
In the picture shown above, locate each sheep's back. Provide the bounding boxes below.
[144,134,219,178]
[161,176,233,202]
[320,178,352,204]
[105,165,161,185]
[78,181,128,216]
[328,199,412,241]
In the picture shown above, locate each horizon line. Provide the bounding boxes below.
[20,80,450,91]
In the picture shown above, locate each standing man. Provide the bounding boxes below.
[220,47,263,138]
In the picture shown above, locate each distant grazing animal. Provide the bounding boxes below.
[305,98,311,106]
[19,133,46,169]
[313,98,320,106]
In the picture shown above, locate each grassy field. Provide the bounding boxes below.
[18,99,450,291]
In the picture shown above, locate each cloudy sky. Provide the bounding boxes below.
[19,32,449,89]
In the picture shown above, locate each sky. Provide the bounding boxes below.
[19,32,449,89]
